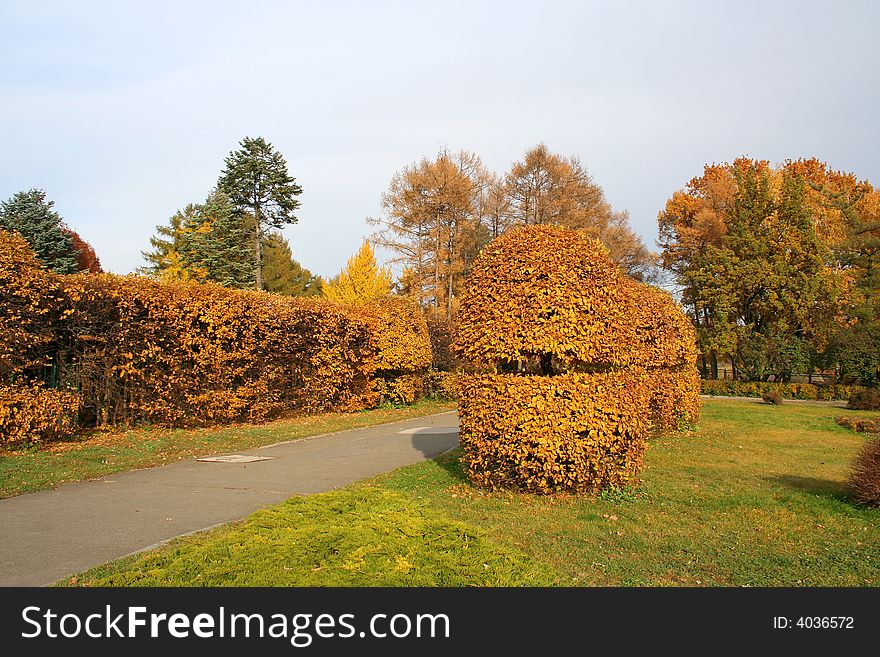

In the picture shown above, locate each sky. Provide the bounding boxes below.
[1,0,878,278]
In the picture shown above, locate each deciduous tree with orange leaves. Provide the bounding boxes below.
[659,157,879,384]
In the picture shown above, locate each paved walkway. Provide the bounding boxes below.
[0,411,459,587]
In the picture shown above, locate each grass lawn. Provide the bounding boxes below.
[65,399,879,587]
[0,399,453,499]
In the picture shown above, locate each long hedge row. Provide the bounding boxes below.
[0,230,431,445]
[699,379,867,401]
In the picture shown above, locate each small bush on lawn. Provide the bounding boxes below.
[762,392,783,405]
[849,438,880,507]
[836,416,880,434]
[848,389,880,411]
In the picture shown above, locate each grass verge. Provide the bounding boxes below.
[62,486,556,586]
[0,399,453,499]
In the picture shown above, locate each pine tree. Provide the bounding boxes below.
[263,232,323,296]
[217,136,302,290]
[0,189,78,273]
[323,241,392,305]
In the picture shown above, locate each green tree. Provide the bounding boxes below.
[262,232,323,296]
[323,241,392,305]
[179,191,254,288]
[0,189,77,273]
[217,136,303,290]
[141,191,253,288]
[661,160,844,381]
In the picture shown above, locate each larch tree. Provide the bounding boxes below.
[141,209,186,279]
[0,189,78,273]
[504,144,656,280]
[370,149,485,317]
[217,136,302,290]
[323,241,392,305]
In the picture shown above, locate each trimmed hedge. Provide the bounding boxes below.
[454,225,700,494]
[646,365,701,432]
[0,230,433,444]
[459,371,650,494]
[343,297,432,404]
[700,379,866,401]
[56,274,378,427]
[849,438,880,507]
[425,312,458,371]
[836,416,880,434]
[0,384,81,446]
[424,370,460,402]
[455,226,698,371]
[0,231,64,379]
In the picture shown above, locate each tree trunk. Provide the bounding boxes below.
[254,205,263,291]
[434,209,441,310]
[710,350,718,380]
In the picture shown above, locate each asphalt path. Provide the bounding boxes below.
[0,410,459,586]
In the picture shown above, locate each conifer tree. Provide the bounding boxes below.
[0,189,78,273]
[263,232,323,296]
[323,241,392,305]
[141,191,253,288]
[217,136,302,290]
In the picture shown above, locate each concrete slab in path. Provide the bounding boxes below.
[0,411,459,587]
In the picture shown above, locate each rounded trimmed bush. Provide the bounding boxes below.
[454,224,700,493]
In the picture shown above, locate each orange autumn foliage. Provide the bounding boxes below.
[0,229,433,444]
[454,225,700,493]
[342,296,432,403]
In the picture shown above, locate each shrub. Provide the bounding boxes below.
[646,366,701,433]
[454,225,700,494]
[762,391,783,405]
[848,438,880,507]
[0,232,436,442]
[836,417,880,434]
[848,389,880,411]
[57,275,378,426]
[424,370,460,401]
[0,384,80,446]
[458,371,650,494]
[0,230,65,381]
[455,226,697,371]
[342,297,432,404]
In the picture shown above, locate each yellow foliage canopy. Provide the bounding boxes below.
[323,241,392,305]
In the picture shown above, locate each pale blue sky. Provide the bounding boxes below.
[1,0,878,277]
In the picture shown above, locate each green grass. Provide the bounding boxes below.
[65,399,880,587]
[62,486,556,586]
[0,400,453,499]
